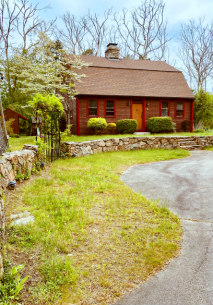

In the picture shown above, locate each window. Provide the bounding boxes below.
[105,100,115,117]
[161,101,169,116]
[88,100,98,116]
[176,102,184,117]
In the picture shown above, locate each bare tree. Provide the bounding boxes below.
[58,12,86,54]
[0,0,23,102]
[16,0,44,53]
[0,0,53,105]
[83,9,112,56]
[114,0,169,60]
[179,19,213,91]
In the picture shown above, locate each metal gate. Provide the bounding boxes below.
[36,110,61,162]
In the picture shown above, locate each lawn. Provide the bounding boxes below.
[6,148,190,305]
[8,136,36,152]
[8,129,213,152]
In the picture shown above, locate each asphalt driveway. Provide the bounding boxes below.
[115,151,213,305]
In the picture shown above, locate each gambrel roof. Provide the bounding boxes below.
[75,55,194,99]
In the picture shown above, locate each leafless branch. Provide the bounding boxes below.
[58,12,86,54]
[115,0,169,60]
[179,18,213,91]
[83,9,112,56]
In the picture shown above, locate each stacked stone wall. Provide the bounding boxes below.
[0,145,38,279]
[62,136,213,157]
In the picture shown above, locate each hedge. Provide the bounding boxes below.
[116,119,137,134]
[147,117,174,133]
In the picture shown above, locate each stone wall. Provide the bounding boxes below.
[0,145,38,279]
[0,146,38,191]
[62,136,213,157]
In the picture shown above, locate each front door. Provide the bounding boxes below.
[132,103,143,130]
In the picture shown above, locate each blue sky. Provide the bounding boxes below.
[38,0,213,51]
[40,0,213,25]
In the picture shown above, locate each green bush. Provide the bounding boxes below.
[87,118,107,134]
[147,117,174,133]
[9,134,20,138]
[106,123,116,134]
[116,119,137,134]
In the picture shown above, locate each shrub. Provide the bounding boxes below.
[106,123,116,134]
[5,119,15,135]
[181,120,191,132]
[87,118,107,134]
[147,117,174,133]
[9,134,20,138]
[116,119,137,134]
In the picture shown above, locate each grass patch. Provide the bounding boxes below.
[8,136,36,152]
[6,149,189,304]
[203,146,213,151]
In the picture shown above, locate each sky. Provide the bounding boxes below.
[33,0,213,90]
[39,0,213,26]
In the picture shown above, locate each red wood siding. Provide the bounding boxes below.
[3,108,27,134]
[75,96,193,135]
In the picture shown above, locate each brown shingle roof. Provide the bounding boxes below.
[76,56,194,99]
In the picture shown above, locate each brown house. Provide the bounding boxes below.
[3,108,27,135]
[71,44,194,135]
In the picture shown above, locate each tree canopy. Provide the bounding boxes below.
[194,89,213,128]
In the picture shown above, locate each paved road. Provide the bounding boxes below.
[115,151,213,305]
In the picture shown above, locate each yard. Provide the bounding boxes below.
[6,149,190,305]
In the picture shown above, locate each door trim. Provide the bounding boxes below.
[131,100,145,131]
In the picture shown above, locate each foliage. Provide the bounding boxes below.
[5,119,14,135]
[9,134,20,138]
[1,33,86,126]
[36,138,47,163]
[29,93,64,118]
[194,89,213,128]
[116,119,137,134]
[0,260,28,304]
[87,118,107,134]
[147,117,174,133]
[16,34,85,98]
[15,168,25,181]
[106,122,117,134]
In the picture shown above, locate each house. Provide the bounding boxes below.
[3,108,27,135]
[71,44,194,135]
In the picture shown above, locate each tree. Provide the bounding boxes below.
[179,19,213,91]
[83,9,112,56]
[59,9,112,56]
[58,12,86,54]
[0,0,56,112]
[114,0,169,60]
[11,34,86,124]
[194,89,213,128]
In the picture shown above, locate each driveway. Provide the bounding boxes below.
[115,151,213,305]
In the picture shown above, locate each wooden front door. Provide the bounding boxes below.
[132,103,143,130]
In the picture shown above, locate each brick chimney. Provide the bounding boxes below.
[105,43,120,59]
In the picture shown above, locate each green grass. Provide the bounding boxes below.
[8,136,36,151]
[8,130,213,152]
[6,149,190,305]
[203,146,213,151]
